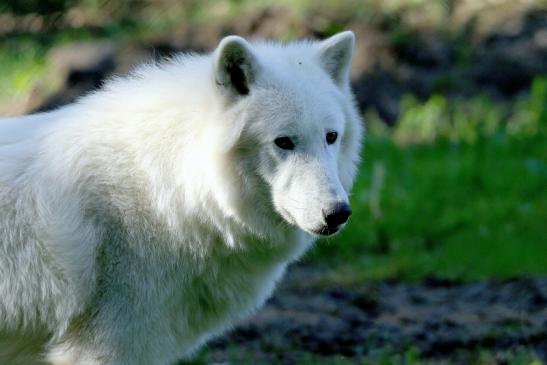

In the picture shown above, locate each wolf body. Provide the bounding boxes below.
[0,32,363,364]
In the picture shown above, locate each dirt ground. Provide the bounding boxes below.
[199,264,547,364]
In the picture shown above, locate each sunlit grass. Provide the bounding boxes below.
[0,38,48,112]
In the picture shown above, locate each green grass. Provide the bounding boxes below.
[310,79,547,281]
[312,134,547,281]
[0,37,49,107]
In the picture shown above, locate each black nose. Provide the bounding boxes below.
[324,202,352,228]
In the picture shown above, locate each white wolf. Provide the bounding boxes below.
[0,31,363,364]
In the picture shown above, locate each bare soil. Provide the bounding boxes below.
[199,264,547,364]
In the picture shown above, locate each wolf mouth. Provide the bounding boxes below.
[315,225,340,236]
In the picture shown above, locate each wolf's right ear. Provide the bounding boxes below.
[214,36,259,100]
[318,31,355,88]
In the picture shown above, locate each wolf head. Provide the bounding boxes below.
[212,32,363,237]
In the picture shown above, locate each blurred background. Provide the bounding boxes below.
[1,0,546,364]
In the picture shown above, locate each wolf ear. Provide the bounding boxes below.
[318,31,355,87]
[214,36,259,99]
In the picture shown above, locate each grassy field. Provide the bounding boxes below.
[310,78,547,282]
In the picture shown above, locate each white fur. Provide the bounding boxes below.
[0,32,363,365]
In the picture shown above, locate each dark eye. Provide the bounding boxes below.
[274,137,295,150]
[326,131,338,144]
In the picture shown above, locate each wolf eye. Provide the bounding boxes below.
[326,131,338,144]
[274,137,295,150]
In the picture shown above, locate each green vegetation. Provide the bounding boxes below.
[311,77,547,281]
[0,38,47,109]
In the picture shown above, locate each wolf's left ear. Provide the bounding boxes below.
[214,36,259,100]
[318,31,355,87]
